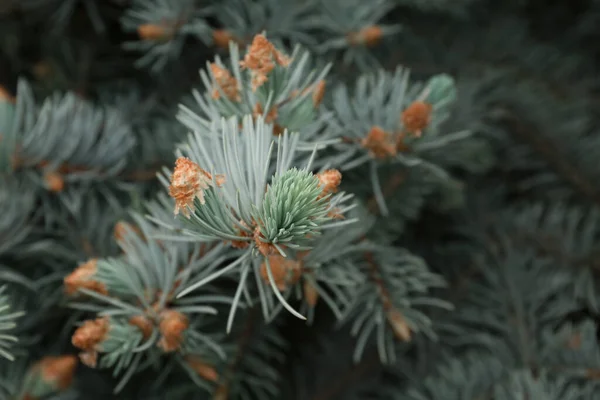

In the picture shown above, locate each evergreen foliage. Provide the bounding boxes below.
[0,0,599,398]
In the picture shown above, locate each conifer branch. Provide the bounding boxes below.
[490,106,600,206]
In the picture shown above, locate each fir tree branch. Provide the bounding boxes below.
[214,308,258,397]
[364,252,395,312]
[489,106,600,206]
[367,172,406,214]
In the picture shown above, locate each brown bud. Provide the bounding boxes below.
[303,280,319,307]
[347,26,383,47]
[361,126,397,159]
[114,221,144,243]
[212,29,238,49]
[260,254,302,291]
[316,169,342,198]
[231,220,251,249]
[252,103,285,136]
[253,227,277,256]
[37,355,78,390]
[386,309,411,341]
[210,63,241,102]
[187,357,219,382]
[44,171,65,192]
[0,85,15,103]
[327,207,345,220]
[64,259,107,296]
[137,23,174,42]
[129,315,154,339]
[158,310,188,352]
[401,101,432,137]
[240,34,291,91]
[72,317,110,351]
[169,157,225,217]
[312,80,326,107]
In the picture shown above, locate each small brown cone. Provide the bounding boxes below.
[137,23,174,42]
[347,26,383,47]
[253,227,276,256]
[260,254,302,291]
[114,221,144,243]
[72,317,110,351]
[44,171,65,192]
[316,169,342,198]
[361,126,397,159]
[37,355,78,390]
[303,280,319,307]
[401,101,432,137]
[187,357,219,382]
[210,63,241,102]
[0,85,15,103]
[240,34,291,91]
[158,310,188,352]
[386,309,411,341]
[312,80,326,107]
[212,29,238,49]
[64,259,107,296]
[129,315,154,339]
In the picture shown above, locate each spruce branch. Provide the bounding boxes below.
[340,245,450,364]
[178,34,334,154]
[152,114,355,324]
[488,105,600,206]
[326,67,490,215]
[314,0,401,71]
[121,0,212,73]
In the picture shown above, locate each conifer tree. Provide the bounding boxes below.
[0,0,599,399]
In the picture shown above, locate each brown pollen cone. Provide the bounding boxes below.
[316,169,342,199]
[303,280,319,307]
[231,220,251,249]
[72,317,110,367]
[361,126,397,159]
[129,315,154,339]
[64,259,107,296]
[114,221,144,243]
[253,227,276,256]
[260,254,302,291]
[347,25,383,47]
[72,317,110,351]
[212,29,239,49]
[44,171,65,192]
[312,80,326,107]
[253,103,284,135]
[137,23,174,41]
[386,308,411,341]
[327,207,345,220]
[169,157,225,217]
[401,101,432,137]
[158,310,189,352]
[240,34,291,91]
[0,85,15,103]
[210,63,241,102]
[186,357,219,382]
[37,355,78,390]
